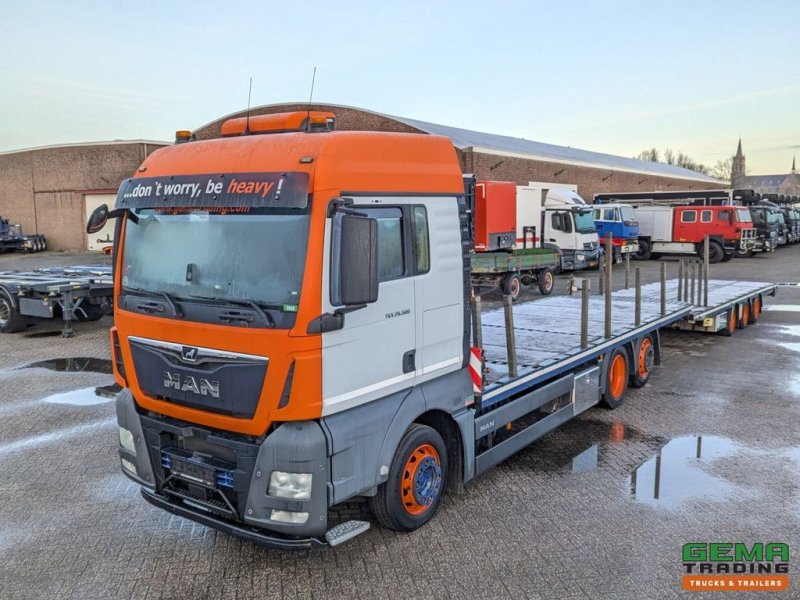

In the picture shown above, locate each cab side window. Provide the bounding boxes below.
[681,210,697,223]
[552,212,572,233]
[361,207,404,282]
[719,211,731,224]
[701,210,713,223]
[412,206,430,275]
[604,208,615,221]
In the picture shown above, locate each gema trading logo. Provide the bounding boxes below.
[682,542,789,592]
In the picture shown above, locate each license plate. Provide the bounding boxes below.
[171,456,216,487]
[589,261,598,268]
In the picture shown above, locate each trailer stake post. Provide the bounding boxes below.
[470,295,483,350]
[580,279,590,349]
[503,294,517,378]
[635,267,641,327]
[625,254,630,289]
[605,232,613,338]
[678,259,684,301]
[703,234,710,307]
[567,273,574,296]
[598,255,604,296]
[690,261,696,307]
[660,262,666,316]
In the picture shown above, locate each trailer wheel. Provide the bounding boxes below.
[720,306,737,337]
[750,295,762,323]
[630,335,655,388]
[0,292,27,333]
[369,424,447,532]
[737,302,750,329]
[76,303,104,322]
[501,273,521,301]
[40,236,47,251]
[633,240,651,261]
[537,270,554,296]
[601,348,629,409]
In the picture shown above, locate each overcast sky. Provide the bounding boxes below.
[1,0,797,174]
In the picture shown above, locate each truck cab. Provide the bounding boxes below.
[748,205,780,252]
[591,203,639,263]
[516,184,599,271]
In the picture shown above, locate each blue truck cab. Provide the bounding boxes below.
[592,203,640,263]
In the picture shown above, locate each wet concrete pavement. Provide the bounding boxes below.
[0,248,799,598]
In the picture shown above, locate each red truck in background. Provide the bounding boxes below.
[632,205,755,263]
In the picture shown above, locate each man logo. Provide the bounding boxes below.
[163,371,220,398]
[181,346,199,362]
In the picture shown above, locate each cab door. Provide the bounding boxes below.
[320,201,417,415]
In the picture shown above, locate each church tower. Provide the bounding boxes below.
[731,138,746,186]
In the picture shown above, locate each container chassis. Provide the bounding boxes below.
[0,265,113,336]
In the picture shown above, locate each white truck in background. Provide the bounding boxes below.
[516,182,600,271]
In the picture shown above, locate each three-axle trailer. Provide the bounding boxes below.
[0,265,113,336]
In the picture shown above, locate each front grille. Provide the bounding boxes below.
[583,241,598,251]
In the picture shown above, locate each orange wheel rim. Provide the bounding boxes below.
[728,308,737,333]
[400,444,442,516]
[511,278,520,297]
[609,354,627,398]
[742,304,750,327]
[638,338,653,378]
[753,297,761,319]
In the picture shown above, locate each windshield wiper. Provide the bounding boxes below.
[190,295,275,328]
[123,286,182,318]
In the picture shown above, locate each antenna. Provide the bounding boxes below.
[243,77,253,135]
[305,66,317,131]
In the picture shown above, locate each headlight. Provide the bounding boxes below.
[121,458,138,475]
[268,471,312,500]
[119,426,136,456]
[576,253,585,261]
[270,510,309,524]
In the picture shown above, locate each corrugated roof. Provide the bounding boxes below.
[0,140,170,157]
[388,113,725,184]
[738,174,791,186]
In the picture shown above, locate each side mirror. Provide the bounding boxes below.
[333,213,378,306]
[86,204,109,234]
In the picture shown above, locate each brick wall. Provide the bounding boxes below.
[0,142,166,250]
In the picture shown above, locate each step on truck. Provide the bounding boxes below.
[467,178,560,300]
[591,203,639,263]
[91,111,739,550]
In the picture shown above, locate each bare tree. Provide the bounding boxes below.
[709,157,734,181]
[635,148,660,162]
[634,147,709,175]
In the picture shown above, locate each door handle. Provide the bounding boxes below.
[402,350,416,374]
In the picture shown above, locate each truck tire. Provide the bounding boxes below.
[537,269,554,296]
[600,347,629,409]
[501,273,521,301]
[702,240,724,264]
[737,303,750,329]
[750,295,762,323]
[369,424,447,532]
[76,303,104,322]
[39,236,47,251]
[720,306,737,336]
[630,334,655,388]
[0,292,27,333]
[633,240,651,261]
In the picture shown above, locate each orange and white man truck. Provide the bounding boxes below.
[91,111,695,549]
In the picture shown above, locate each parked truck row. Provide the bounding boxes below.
[73,110,779,550]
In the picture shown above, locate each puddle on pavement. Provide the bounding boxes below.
[42,386,113,406]
[779,343,800,354]
[766,304,800,312]
[23,357,113,374]
[627,435,740,509]
[520,419,653,473]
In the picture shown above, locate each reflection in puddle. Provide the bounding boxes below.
[42,387,112,406]
[779,343,800,354]
[628,436,740,508]
[777,325,800,337]
[23,357,113,374]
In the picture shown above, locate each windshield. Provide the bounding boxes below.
[574,211,597,233]
[620,205,636,222]
[735,209,752,223]
[767,211,781,224]
[121,207,310,309]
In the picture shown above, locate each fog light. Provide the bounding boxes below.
[119,426,136,456]
[270,509,309,524]
[121,458,138,476]
[268,471,312,500]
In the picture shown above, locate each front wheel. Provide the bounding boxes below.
[537,269,554,296]
[501,273,521,301]
[703,240,724,264]
[633,240,651,260]
[369,424,447,532]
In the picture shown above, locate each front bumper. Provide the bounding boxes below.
[116,389,330,549]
